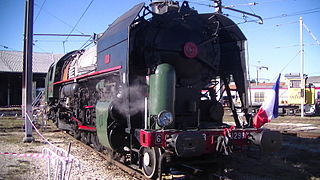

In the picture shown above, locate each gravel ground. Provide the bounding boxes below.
[0,117,135,180]
[264,116,320,134]
[1,116,320,180]
[224,116,320,180]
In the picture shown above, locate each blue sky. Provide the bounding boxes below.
[0,0,319,82]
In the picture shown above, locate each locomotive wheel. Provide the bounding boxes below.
[141,147,161,179]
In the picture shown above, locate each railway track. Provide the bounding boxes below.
[54,120,319,180]
[61,129,320,180]
[62,131,230,180]
[32,119,229,180]
[281,130,320,138]
[62,132,148,180]
[94,150,147,180]
[2,116,319,179]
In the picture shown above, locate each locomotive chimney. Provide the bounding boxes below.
[150,0,179,14]
[214,0,222,14]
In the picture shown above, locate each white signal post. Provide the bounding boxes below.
[300,17,304,118]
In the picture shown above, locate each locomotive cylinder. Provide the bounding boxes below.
[61,83,79,97]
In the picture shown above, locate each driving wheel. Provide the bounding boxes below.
[141,147,161,179]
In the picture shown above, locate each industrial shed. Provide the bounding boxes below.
[0,50,62,107]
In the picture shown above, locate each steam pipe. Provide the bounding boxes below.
[145,97,148,129]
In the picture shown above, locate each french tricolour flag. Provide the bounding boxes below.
[253,74,281,128]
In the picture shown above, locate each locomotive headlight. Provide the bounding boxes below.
[157,111,173,127]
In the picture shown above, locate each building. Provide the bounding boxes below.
[0,50,62,107]
[246,73,320,115]
[248,82,287,106]
[307,75,320,102]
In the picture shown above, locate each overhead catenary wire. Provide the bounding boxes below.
[34,3,85,35]
[34,39,88,43]
[186,0,259,8]
[34,33,92,52]
[256,0,290,4]
[188,0,320,26]
[236,6,320,25]
[275,21,299,27]
[244,0,257,15]
[243,21,298,33]
[188,0,304,8]
[34,33,91,37]
[33,43,48,52]
[271,50,300,81]
[272,20,320,81]
[64,0,94,43]
[275,43,319,49]
[264,7,320,20]
[303,23,320,45]
[221,6,320,30]
[34,0,47,23]
[78,37,93,50]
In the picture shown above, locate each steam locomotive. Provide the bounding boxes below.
[44,1,282,178]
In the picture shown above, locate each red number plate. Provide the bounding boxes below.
[231,131,248,140]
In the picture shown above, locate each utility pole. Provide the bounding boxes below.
[22,0,34,143]
[300,17,305,118]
